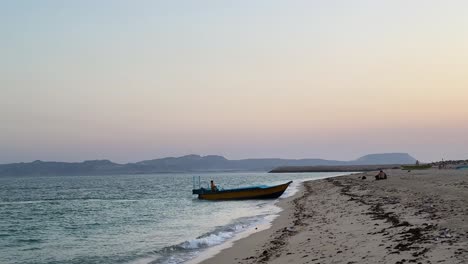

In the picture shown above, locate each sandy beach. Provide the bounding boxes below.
[200,169,468,264]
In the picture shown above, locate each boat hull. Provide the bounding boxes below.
[195,181,292,200]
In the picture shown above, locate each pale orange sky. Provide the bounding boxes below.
[1,1,467,163]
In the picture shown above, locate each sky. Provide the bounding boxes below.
[1,1,467,164]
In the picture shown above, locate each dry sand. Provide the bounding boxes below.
[199,168,468,264]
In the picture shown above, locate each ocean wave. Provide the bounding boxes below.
[151,215,269,264]
[178,230,234,249]
[167,221,252,252]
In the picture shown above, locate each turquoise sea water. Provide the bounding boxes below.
[0,172,346,264]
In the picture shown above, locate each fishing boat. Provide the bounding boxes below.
[192,179,292,200]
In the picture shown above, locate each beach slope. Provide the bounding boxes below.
[200,169,468,264]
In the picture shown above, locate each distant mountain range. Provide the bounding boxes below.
[0,153,417,176]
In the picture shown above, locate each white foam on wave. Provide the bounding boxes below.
[125,225,255,264]
[179,218,265,251]
[179,231,234,249]
[279,181,301,198]
[185,218,274,264]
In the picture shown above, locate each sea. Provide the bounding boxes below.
[0,172,347,264]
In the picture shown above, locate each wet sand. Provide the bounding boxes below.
[199,169,468,264]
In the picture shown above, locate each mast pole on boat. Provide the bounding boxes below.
[192,176,201,190]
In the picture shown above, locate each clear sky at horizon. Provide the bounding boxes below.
[1,1,467,163]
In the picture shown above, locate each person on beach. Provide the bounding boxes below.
[210,180,218,192]
[375,170,387,180]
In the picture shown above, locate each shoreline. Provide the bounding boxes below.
[194,180,306,264]
[188,178,312,264]
[198,169,468,264]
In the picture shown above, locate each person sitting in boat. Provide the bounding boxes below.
[375,170,387,180]
[210,180,219,192]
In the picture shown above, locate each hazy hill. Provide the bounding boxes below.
[350,153,416,165]
[0,153,417,176]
